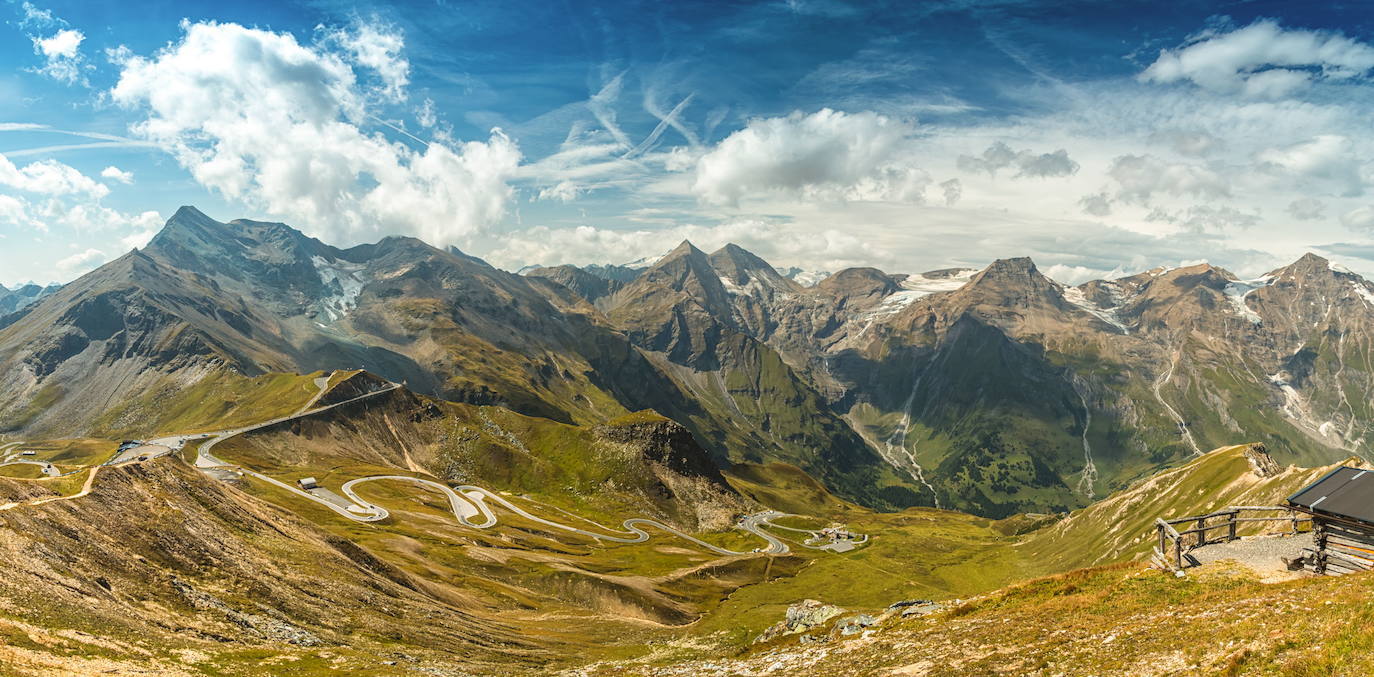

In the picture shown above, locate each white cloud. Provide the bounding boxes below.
[100,166,134,184]
[1147,205,1260,232]
[0,195,32,229]
[1150,129,1222,157]
[690,108,929,205]
[1078,192,1112,217]
[323,22,409,102]
[1255,135,1365,197]
[0,153,108,197]
[488,218,876,273]
[956,141,1079,178]
[536,180,584,203]
[1043,263,1122,286]
[939,178,961,206]
[1341,206,1374,232]
[1106,154,1229,203]
[1140,20,1374,100]
[109,20,520,248]
[416,97,437,128]
[55,248,106,274]
[19,2,55,29]
[1286,198,1326,221]
[30,28,86,84]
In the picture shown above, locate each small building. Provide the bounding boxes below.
[297,477,319,490]
[820,526,853,541]
[1286,466,1374,575]
[20,450,35,456]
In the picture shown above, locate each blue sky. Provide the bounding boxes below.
[5,0,1374,286]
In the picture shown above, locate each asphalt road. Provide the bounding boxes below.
[186,377,796,555]
[5,373,824,556]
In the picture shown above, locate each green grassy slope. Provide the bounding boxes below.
[1018,443,1360,574]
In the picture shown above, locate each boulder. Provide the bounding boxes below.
[754,599,846,643]
[836,614,878,636]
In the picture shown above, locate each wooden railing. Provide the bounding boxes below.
[1152,506,1310,571]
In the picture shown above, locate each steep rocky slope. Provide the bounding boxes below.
[545,240,1374,517]
[11,205,1374,518]
[2,209,919,509]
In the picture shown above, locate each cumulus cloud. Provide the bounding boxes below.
[939,178,961,206]
[1106,154,1230,203]
[535,180,584,203]
[416,98,437,128]
[30,27,86,84]
[489,218,876,273]
[957,141,1079,178]
[1286,197,1326,221]
[1078,192,1112,217]
[1140,19,1374,100]
[1043,263,1125,286]
[690,109,929,205]
[100,166,134,184]
[322,21,409,102]
[1341,206,1374,232]
[1255,135,1365,197]
[109,21,520,248]
[1150,129,1222,157]
[1147,205,1260,232]
[56,248,106,274]
[0,153,108,197]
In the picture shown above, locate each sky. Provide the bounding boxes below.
[5,0,1374,286]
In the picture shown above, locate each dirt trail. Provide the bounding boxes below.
[383,413,423,473]
[0,466,100,511]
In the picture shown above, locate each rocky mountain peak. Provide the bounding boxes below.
[663,239,705,261]
[640,240,720,291]
[146,205,231,251]
[814,268,902,299]
[1268,252,1335,282]
[708,243,797,293]
[959,256,1063,305]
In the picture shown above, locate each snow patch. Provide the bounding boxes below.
[1330,261,1356,275]
[1062,285,1129,333]
[718,270,791,299]
[623,254,662,269]
[312,256,368,322]
[780,267,829,287]
[867,269,976,317]
[1351,281,1374,307]
[1222,276,1272,324]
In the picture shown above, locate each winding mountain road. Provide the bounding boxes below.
[187,376,799,555]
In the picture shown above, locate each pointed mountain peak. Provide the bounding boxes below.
[709,243,766,267]
[968,257,1051,288]
[1271,252,1332,278]
[708,243,794,290]
[146,206,232,253]
[447,245,494,268]
[169,205,217,225]
[660,239,706,262]
[953,256,1068,309]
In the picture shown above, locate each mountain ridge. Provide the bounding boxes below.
[6,206,1373,517]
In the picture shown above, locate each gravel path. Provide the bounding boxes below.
[1189,533,1312,577]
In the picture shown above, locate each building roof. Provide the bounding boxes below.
[1287,466,1374,524]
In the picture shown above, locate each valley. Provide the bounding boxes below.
[3,208,1374,674]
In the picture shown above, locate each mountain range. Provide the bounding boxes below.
[3,206,1371,517]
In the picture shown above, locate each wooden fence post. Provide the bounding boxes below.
[1314,520,1328,575]
[1227,510,1238,542]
